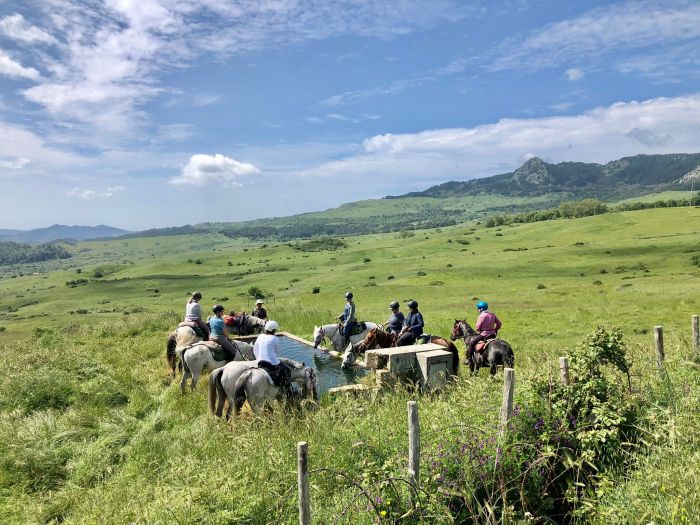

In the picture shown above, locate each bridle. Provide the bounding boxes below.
[315,325,340,348]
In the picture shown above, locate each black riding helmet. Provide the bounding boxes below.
[345,292,353,299]
[407,300,418,309]
[212,304,225,313]
[389,300,399,309]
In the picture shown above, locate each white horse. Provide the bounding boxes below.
[312,322,379,353]
[178,339,255,392]
[166,326,202,378]
[208,358,317,419]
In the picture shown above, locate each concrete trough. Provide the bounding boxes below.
[365,343,445,376]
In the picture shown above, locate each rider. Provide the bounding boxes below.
[467,301,502,364]
[336,292,356,348]
[253,320,291,394]
[397,300,424,346]
[252,299,267,319]
[209,304,238,361]
[384,300,405,335]
[184,291,209,338]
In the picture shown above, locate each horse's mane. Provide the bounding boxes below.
[280,357,304,369]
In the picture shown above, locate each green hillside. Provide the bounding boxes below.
[0,207,698,523]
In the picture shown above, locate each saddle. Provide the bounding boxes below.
[201,340,235,362]
[178,321,205,338]
[257,361,293,397]
[341,321,368,336]
[474,336,497,353]
[224,314,244,328]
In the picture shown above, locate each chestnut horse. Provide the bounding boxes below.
[451,319,514,376]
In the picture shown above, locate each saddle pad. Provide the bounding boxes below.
[350,322,368,336]
[475,338,496,353]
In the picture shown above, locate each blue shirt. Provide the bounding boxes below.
[387,311,405,333]
[209,316,226,338]
[404,311,424,337]
[340,301,356,324]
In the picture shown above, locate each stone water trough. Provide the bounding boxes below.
[363,343,455,390]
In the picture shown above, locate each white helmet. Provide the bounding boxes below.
[264,320,279,332]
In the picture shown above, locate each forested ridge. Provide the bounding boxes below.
[0,241,72,265]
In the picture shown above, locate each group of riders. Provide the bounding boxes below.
[338,292,502,364]
[179,288,503,382]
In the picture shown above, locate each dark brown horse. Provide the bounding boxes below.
[451,319,514,376]
[341,326,459,374]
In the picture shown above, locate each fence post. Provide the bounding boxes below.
[693,315,699,352]
[407,401,420,487]
[654,326,665,369]
[500,368,515,434]
[297,441,310,525]
[559,357,570,385]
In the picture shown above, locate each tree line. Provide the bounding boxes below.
[0,241,72,265]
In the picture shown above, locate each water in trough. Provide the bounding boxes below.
[264,335,367,395]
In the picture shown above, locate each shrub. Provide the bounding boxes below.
[537,283,546,289]
[387,275,395,280]
[592,280,603,285]
[0,326,5,332]
[416,271,426,276]
[247,286,265,299]
[312,287,320,294]
[446,263,452,268]
[227,261,233,266]
[363,257,371,263]
[691,255,700,267]
[364,282,377,287]
[397,230,415,239]
[600,269,607,274]
[65,279,88,288]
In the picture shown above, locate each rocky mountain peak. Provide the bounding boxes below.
[511,157,551,185]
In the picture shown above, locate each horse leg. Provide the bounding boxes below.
[180,361,190,393]
[190,367,200,391]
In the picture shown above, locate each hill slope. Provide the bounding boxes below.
[0,224,131,243]
[394,153,700,199]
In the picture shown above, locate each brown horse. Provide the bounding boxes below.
[341,326,459,373]
[451,319,514,376]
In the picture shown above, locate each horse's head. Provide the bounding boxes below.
[451,319,475,340]
[341,342,357,369]
[312,326,324,348]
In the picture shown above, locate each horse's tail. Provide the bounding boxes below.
[208,367,224,417]
[166,331,177,375]
[505,342,515,369]
[233,370,253,416]
[445,341,460,374]
[179,346,191,375]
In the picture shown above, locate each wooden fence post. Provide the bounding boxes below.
[297,441,310,525]
[693,315,699,352]
[559,357,570,385]
[407,401,420,487]
[654,326,665,369]
[500,368,515,434]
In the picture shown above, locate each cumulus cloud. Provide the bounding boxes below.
[0,49,40,80]
[300,93,700,191]
[565,68,584,81]
[66,185,125,199]
[0,13,56,44]
[170,154,260,187]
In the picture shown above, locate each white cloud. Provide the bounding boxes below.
[0,13,56,44]
[170,153,260,187]
[565,68,584,81]
[66,185,125,199]
[0,157,30,169]
[493,1,700,72]
[192,93,222,107]
[0,49,40,80]
[300,93,700,190]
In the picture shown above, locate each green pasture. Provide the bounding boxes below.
[0,207,699,524]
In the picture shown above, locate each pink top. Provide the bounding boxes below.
[476,311,502,337]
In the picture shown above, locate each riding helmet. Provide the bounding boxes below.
[476,301,488,311]
[406,300,418,309]
[212,304,225,313]
[264,320,279,332]
[389,300,399,309]
[345,292,353,299]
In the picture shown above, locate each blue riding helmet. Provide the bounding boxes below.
[345,292,353,299]
[476,301,488,311]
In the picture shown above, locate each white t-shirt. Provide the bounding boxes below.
[253,333,280,365]
[185,300,202,321]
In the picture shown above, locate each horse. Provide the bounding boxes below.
[177,339,255,392]
[340,327,459,374]
[225,313,266,336]
[312,322,379,353]
[166,325,202,378]
[451,319,514,376]
[208,358,317,419]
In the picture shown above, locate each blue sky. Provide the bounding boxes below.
[0,0,699,230]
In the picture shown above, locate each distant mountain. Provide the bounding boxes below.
[389,153,700,199]
[0,224,132,244]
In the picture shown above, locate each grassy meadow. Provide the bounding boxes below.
[0,206,699,523]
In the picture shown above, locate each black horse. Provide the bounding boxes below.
[451,319,514,376]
